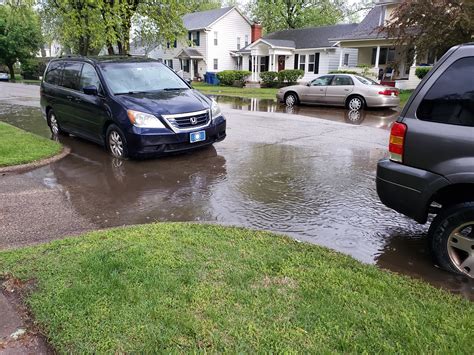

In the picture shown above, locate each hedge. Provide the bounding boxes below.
[415,66,432,80]
[21,57,50,80]
[329,70,359,75]
[260,71,278,87]
[277,69,304,84]
[217,70,251,87]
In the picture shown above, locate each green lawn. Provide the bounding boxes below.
[0,122,61,167]
[0,223,471,353]
[193,81,278,99]
[399,90,413,108]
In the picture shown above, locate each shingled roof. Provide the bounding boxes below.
[262,24,359,49]
[333,7,387,41]
[183,6,248,31]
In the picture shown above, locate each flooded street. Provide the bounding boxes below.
[0,100,473,300]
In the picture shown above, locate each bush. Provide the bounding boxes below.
[217,70,251,87]
[21,58,49,80]
[259,71,278,87]
[277,69,304,85]
[415,66,432,79]
[329,70,359,75]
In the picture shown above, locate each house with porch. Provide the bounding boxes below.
[333,0,437,89]
[235,24,359,83]
[131,6,255,80]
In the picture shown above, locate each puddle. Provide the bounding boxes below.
[0,104,472,300]
[213,96,400,130]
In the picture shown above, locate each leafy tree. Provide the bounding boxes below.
[0,4,42,80]
[247,0,346,34]
[383,0,474,59]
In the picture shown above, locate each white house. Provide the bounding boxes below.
[236,24,359,83]
[131,6,254,80]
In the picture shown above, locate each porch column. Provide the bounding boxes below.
[190,59,194,80]
[339,49,344,69]
[411,47,417,67]
[251,55,255,81]
[374,46,381,70]
[256,56,260,81]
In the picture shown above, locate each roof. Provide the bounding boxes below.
[334,7,386,41]
[262,39,296,48]
[262,24,359,49]
[176,48,205,59]
[183,6,236,30]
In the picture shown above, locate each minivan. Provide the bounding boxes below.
[377,43,474,278]
[40,56,226,158]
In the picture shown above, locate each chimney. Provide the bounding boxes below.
[251,23,263,43]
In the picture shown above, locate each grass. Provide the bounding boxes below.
[193,81,278,99]
[0,122,61,167]
[399,90,413,108]
[0,223,472,353]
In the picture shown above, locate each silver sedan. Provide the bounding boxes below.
[0,72,9,81]
[276,74,400,110]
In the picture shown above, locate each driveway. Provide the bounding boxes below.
[0,82,472,299]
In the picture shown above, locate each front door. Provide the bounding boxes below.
[278,56,285,71]
[193,60,199,79]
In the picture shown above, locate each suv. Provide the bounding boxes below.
[40,56,226,158]
[377,44,474,278]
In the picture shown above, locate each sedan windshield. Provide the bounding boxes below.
[100,62,189,94]
[355,75,378,85]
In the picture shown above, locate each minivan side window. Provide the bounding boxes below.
[417,57,474,127]
[44,62,62,86]
[61,62,83,91]
[80,63,102,93]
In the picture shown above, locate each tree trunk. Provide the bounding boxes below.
[107,45,115,55]
[7,63,15,82]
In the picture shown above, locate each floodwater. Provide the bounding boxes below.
[213,96,400,130]
[1,102,472,300]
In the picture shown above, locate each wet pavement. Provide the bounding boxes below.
[0,90,473,300]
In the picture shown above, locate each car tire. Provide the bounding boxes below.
[47,109,67,136]
[346,95,365,110]
[428,202,474,278]
[106,124,129,159]
[284,92,299,107]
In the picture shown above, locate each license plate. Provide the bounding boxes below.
[190,130,206,143]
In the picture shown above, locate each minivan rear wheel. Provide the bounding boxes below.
[47,109,67,136]
[429,202,474,278]
[106,124,129,159]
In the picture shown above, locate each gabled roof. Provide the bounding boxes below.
[183,6,250,31]
[334,7,387,41]
[176,48,205,59]
[262,24,359,49]
[262,39,296,48]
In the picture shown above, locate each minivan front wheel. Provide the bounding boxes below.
[429,202,474,278]
[106,125,128,159]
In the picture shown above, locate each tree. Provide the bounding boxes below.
[383,0,474,59]
[247,0,346,34]
[0,4,42,80]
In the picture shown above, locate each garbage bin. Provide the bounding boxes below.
[205,72,220,85]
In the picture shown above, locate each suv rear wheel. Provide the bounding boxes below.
[429,202,474,278]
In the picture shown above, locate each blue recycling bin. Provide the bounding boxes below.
[205,72,219,85]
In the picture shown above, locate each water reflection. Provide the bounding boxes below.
[213,96,399,130]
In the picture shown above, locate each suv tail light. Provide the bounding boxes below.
[389,122,407,163]
[379,89,399,96]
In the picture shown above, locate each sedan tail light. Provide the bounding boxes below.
[378,89,399,96]
[389,122,407,163]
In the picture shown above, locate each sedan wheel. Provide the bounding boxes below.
[108,130,125,158]
[285,93,297,107]
[348,96,364,111]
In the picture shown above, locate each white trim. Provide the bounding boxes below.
[247,38,295,50]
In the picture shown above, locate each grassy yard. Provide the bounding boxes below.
[399,90,413,108]
[0,122,61,167]
[0,223,471,353]
[193,81,278,100]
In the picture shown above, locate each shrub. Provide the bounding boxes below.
[217,70,251,87]
[21,58,49,80]
[277,69,304,84]
[260,71,278,87]
[329,70,359,75]
[415,66,432,79]
[356,64,373,78]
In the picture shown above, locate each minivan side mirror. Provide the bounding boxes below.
[83,85,98,96]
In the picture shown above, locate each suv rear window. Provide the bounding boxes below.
[417,57,474,127]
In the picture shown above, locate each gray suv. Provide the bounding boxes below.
[377,43,474,278]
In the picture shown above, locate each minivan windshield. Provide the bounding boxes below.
[100,62,189,95]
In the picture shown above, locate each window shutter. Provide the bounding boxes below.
[188,32,192,42]
[173,40,177,48]
[294,54,299,69]
[314,53,320,74]
[196,32,200,46]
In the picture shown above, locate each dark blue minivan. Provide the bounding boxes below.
[40,56,226,158]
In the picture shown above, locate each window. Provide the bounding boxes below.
[189,31,200,46]
[79,63,102,92]
[164,59,173,69]
[299,55,306,71]
[213,59,218,70]
[308,55,315,72]
[416,57,474,127]
[44,61,62,86]
[167,42,170,49]
[311,75,334,86]
[183,59,190,73]
[245,35,249,47]
[61,62,82,90]
[237,37,241,50]
[343,53,349,66]
[371,47,396,65]
[332,75,354,86]
[214,32,218,46]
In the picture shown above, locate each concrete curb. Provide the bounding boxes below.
[0,146,70,175]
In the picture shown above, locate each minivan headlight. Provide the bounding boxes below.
[211,99,222,120]
[127,110,166,129]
